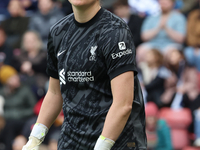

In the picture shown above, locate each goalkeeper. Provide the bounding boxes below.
[22,0,147,149]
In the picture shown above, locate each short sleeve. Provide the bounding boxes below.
[169,13,186,35]
[102,28,138,80]
[46,32,59,79]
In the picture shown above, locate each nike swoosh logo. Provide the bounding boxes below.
[57,50,66,57]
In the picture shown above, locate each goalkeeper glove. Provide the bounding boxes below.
[22,123,48,150]
[94,135,115,150]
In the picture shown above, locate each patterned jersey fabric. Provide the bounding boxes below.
[46,8,147,150]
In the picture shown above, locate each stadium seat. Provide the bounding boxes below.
[198,73,200,91]
[159,108,192,150]
[183,146,200,150]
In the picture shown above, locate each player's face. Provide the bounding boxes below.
[69,0,99,7]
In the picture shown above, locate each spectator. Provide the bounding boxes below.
[0,65,36,150]
[174,0,184,10]
[180,0,199,16]
[139,49,171,108]
[137,0,186,63]
[113,0,144,48]
[145,102,173,150]
[15,97,63,150]
[0,27,13,65]
[29,0,64,49]
[12,135,27,150]
[100,0,118,10]
[179,68,200,146]
[0,0,29,49]
[54,0,72,16]
[161,49,186,107]
[128,0,161,16]
[20,0,38,17]
[184,1,200,72]
[194,109,200,147]
[12,31,48,98]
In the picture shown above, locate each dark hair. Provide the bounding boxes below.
[113,0,129,7]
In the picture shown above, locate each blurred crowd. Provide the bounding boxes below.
[0,0,200,150]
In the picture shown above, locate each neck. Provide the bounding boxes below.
[72,3,101,23]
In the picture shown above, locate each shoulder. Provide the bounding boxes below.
[49,13,74,36]
[100,9,130,33]
[98,9,134,46]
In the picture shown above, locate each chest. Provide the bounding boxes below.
[56,28,107,85]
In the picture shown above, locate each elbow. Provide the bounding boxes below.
[120,104,133,117]
[112,99,133,117]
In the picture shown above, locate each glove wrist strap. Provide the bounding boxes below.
[94,135,115,150]
[30,123,48,140]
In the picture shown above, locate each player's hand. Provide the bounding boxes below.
[22,123,48,150]
[94,135,115,150]
[22,136,40,150]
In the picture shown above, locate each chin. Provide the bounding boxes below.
[69,0,86,6]
[69,0,97,7]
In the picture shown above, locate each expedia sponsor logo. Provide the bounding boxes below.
[118,41,126,50]
[67,71,94,82]
[111,49,132,59]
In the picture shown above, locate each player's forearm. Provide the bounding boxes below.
[36,90,63,129]
[101,101,132,141]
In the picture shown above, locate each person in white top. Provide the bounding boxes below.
[128,0,161,16]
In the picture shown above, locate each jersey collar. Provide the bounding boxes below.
[73,7,104,27]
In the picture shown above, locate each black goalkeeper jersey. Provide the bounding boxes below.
[46,8,147,150]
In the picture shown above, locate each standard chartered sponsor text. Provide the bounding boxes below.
[111,49,132,59]
[67,71,94,82]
